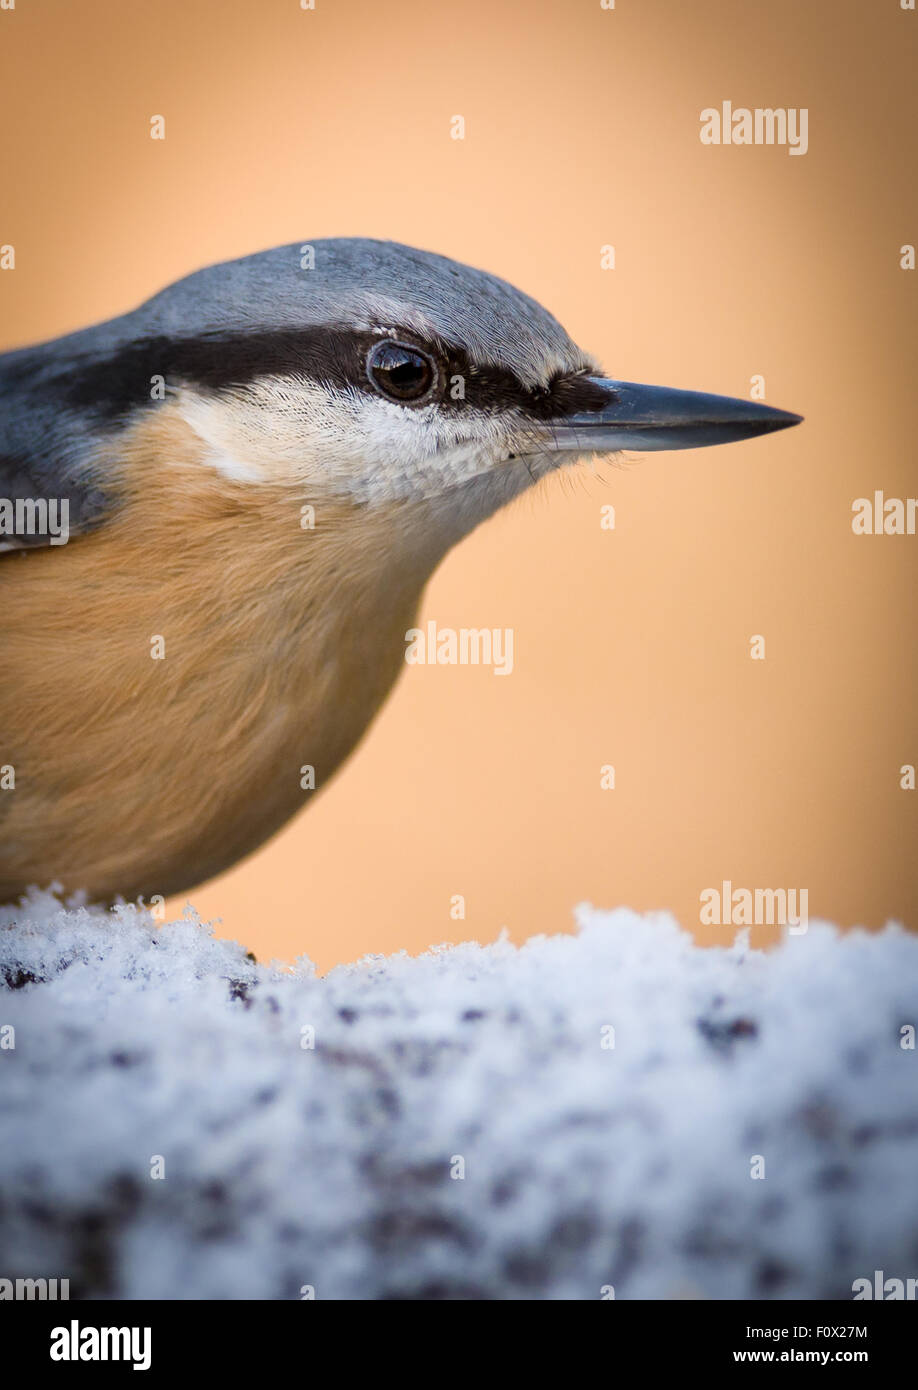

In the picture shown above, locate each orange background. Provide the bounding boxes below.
[1,0,915,969]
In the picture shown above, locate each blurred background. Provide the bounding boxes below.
[1,0,915,969]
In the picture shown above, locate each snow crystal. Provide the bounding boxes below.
[0,893,916,1300]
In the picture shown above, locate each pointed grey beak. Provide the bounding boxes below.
[527,378,803,453]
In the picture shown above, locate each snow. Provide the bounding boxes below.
[0,893,916,1300]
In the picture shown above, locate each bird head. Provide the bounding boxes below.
[4,238,802,557]
[148,239,801,531]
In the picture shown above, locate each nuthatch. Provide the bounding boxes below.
[0,239,801,904]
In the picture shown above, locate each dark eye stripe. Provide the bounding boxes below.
[38,325,601,423]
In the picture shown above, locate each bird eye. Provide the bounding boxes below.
[366,340,436,403]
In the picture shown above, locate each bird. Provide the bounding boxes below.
[0,238,802,905]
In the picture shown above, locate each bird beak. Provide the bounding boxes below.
[524,377,803,454]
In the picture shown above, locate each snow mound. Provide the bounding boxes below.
[1,894,916,1300]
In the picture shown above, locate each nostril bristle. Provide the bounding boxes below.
[527,373,618,419]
